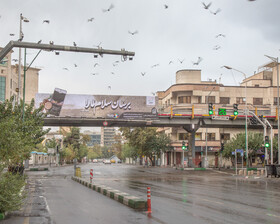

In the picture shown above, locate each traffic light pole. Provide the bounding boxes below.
[248,111,268,165]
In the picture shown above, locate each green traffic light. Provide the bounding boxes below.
[233,111,238,116]
[265,143,270,148]
[209,110,213,115]
[182,146,186,150]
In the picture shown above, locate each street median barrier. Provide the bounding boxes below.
[28,167,48,171]
[71,176,147,210]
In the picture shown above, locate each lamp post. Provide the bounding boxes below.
[223,66,248,173]
[264,55,279,165]
[18,13,29,103]
[205,86,215,168]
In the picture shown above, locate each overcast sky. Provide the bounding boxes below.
[1,0,280,97]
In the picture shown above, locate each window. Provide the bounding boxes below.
[10,79,12,88]
[207,96,215,104]
[206,133,215,141]
[274,97,280,105]
[197,96,202,104]
[220,133,230,141]
[178,133,188,140]
[220,97,230,104]
[178,96,191,104]
[253,98,263,105]
[1,70,4,74]
[0,76,6,102]
[236,97,245,104]
[195,133,202,140]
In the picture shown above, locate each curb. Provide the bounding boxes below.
[71,176,147,210]
[27,167,49,171]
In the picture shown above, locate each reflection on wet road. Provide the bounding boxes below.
[82,163,280,224]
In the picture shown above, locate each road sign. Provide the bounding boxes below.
[218,108,227,116]
[232,151,235,155]
[211,116,229,120]
[236,149,243,153]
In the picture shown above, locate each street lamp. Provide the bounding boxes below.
[265,55,279,165]
[18,13,29,103]
[223,66,249,172]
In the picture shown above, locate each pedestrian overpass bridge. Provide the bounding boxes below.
[43,113,278,129]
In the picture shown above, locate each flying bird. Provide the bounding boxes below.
[202,2,212,9]
[102,4,114,12]
[192,57,203,65]
[94,63,99,67]
[151,64,159,68]
[12,59,18,62]
[91,73,98,75]
[73,42,77,47]
[215,34,225,38]
[111,72,115,75]
[178,58,185,64]
[141,72,146,76]
[63,68,69,71]
[113,63,118,67]
[128,30,138,35]
[108,86,111,90]
[169,61,173,64]
[9,33,15,36]
[37,40,42,44]
[74,64,78,67]
[43,20,50,24]
[164,4,168,9]
[210,8,221,15]
[87,17,94,22]
[213,45,221,50]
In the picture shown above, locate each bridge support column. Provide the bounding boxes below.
[183,124,200,168]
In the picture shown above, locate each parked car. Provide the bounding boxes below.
[103,159,111,164]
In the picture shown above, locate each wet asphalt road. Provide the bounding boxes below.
[2,163,280,224]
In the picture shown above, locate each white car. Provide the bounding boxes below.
[92,159,98,163]
[103,159,111,164]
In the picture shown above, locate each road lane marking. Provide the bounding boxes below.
[266,213,280,218]
[201,198,224,205]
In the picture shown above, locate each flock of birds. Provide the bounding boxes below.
[1,1,258,92]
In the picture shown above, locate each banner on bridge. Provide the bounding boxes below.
[35,89,158,120]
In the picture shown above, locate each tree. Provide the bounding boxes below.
[112,133,123,160]
[0,97,49,213]
[63,127,89,162]
[120,127,171,166]
[0,97,49,165]
[222,132,263,166]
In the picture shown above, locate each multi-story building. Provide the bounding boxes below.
[0,48,40,104]
[157,62,280,168]
[83,130,101,146]
[101,127,116,147]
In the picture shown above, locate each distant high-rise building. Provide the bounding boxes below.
[101,127,116,147]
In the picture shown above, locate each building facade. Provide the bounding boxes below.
[157,62,280,168]
[0,48,40,104]
[101,127,116,147]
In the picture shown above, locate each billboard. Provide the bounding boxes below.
[35,90,158,120]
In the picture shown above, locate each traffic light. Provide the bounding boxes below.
[221,143,224,151]
[265,136,270,148]
[233,104,238,116]
[208,103,213,115]
[182,141,186,150]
